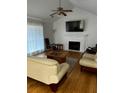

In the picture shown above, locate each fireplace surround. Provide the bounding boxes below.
[55,33,88,52]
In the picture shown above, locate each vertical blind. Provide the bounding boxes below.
[27,24,44,54]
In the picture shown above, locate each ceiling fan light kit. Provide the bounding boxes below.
[50,0,72,17]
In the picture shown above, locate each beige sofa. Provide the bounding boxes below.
[27,56,69,92]
[79,53,97,73]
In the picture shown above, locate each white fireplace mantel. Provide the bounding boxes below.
[64,33,88,52]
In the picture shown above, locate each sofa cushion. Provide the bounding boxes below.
[79,58,97,68]
[83,53,96,60]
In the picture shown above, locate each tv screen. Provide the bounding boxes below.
[66,20,84,32]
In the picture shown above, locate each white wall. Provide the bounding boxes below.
[43,19,54,44]
[53,7,97,52]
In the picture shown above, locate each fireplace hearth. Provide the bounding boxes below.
[69,41,80,51]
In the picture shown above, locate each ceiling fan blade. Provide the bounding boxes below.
[50,12,57,17]
[63,10,73,12]
[61,12,67,16]
[58,12,61,15]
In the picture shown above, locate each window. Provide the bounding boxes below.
[27,24,44,55]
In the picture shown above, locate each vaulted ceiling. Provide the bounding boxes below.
[70,0,97,15]
[27,0,97,20]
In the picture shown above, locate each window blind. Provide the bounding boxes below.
[27,24,44,55]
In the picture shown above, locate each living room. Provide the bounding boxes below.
[27,0,97,93]
[1,0,124,93]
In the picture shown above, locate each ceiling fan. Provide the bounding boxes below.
[50,0,73,17]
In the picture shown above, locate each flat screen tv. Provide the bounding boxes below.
[66,20,85,32]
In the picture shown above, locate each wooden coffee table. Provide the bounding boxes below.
[45,50,68,63]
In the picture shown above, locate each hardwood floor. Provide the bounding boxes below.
[27,61,97,93]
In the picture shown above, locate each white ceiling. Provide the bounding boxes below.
[70,0,97,15]
[27,0,97,20]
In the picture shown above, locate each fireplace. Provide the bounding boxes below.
[69,41,80,51]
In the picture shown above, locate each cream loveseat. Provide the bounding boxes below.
[79,53,97,73]
[27,56,69,92]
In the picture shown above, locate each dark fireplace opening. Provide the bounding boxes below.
[69,41,80,51]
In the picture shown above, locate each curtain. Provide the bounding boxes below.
[27,24,44,55]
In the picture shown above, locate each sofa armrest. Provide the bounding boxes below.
[57,63,69,81]
[49,63,69,84]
